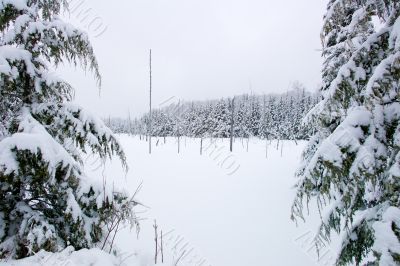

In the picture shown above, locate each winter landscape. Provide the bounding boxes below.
[1,0,400,266]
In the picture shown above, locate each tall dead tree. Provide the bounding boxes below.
[229,97,235,152]
[128,110,132,135]
[153,220,158,264]
[149,49,152,154]
[161,230,164,263]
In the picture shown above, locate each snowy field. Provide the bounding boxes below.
[95,136,338,266]
[3,136,339,266]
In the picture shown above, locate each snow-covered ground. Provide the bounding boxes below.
[2,136,339,266]
[0,247,125,266]
[97,136,338,266]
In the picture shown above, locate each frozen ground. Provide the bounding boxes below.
[2,136,339,266]
[98,136,339,266]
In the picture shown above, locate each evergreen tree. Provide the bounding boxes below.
[286,96,296,140]
[211,99,230,138]
[0,0,137,258]
[259,95,270,139]
[183,104,197,138]
[249,97,261,137]
[235,101,250,138]
[268,96,280,139]
[292,1,400,265]
[294,88,308,139]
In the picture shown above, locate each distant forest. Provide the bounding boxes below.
[105,87,320,140]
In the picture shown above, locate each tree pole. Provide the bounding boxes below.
[149,49,152,154]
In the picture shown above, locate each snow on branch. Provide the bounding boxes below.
[0,108,79,181]
[32,102,127,171]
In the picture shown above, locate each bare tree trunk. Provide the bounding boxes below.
[246,138,249,152]
[128,111,132,136]
[149,49,152,154]
[161,230,164,263]
[229,97,235,152]
[281,141,284,157]
[164,136,166,144]
[178,136,180,154]
[266,139,268,159]
[153,220,158,264]
[200,138,203,155]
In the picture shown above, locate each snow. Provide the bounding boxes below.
[66,188,84,222]
[301,106,373,179]
[372,206,400,266]
[0,46,35,78]
[0,136,341,265]
[365,51,400,99]
[389,16,400,49]
[0,0,28,11]
[0,247,125,266]
[86,136,339,266]
[0,109,78,178]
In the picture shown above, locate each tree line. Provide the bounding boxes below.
[105,86,320,140]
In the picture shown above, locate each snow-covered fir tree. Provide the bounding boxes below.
[249,96,262,137]
[210,99,230,138]
[0,0,138,259]
[234,100,250,138]
[292,1,400,265]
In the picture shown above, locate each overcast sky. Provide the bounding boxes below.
[61,0,328,118]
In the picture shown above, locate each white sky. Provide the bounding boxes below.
[60,0,328,118]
